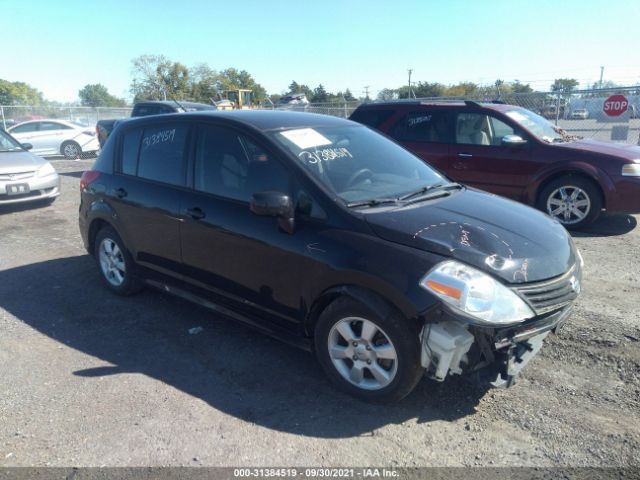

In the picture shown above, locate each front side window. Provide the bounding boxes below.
[392,111,450,143]
[271,125,444,204]
[137,124,188,186]
[503,107,565,143]
[0,130,23,152]
[194,125,289,202]
[455,113,515,146]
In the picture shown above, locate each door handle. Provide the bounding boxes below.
[115,187,127,198]
[185,207,206,220]
[457,153,473,158]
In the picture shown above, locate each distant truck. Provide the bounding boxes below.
[96,100,216,148]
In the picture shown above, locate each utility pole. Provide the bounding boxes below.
[363,86,370,101]
[599,66,604,89]
[407,69,413,99]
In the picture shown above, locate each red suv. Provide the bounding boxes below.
[350,101,640,229]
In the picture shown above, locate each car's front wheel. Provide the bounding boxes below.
[537,176,602,229]
[314,296,423,403]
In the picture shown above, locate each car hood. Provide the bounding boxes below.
[553,138,640,160]
[364,188,576,284]
[0,151,47,173]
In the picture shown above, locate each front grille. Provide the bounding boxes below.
[513,264,581,316]
[0,171,36,181]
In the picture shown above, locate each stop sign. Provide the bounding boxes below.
[603,94,629,117]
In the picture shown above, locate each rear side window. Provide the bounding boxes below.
[121,128,143,175]
[349,109,394,129]
[392,111,450,143]
[136,124,188,186]
[11,123,39,133]
[40,122,70,131]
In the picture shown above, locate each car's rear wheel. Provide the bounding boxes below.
[61,141,81,159]
[94,226,143,295]
[314,296,423,403]
[537,176,602,229]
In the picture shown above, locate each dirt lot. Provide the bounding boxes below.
[0,159,639,468]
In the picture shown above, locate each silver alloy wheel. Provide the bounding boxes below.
[546,185,591,225]
[327,317,398,390]
[63,143,80,158]
[98,238,126,287]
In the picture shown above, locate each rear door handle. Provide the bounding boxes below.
[457,153,473,158]
[115,187,127,198]
[185,207,206,220]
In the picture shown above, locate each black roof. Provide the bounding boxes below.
[134,100,215,109]
[121,110,355,132]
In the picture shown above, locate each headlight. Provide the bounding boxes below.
[622,163,640,176]
[420,260,535,325]
[37,162,56,177]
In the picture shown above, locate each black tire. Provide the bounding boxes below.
[314,296,423,403]
[536,175,602,230]
[94,226,143,295]
[61,141,81,159]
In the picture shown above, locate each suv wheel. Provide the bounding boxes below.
[537,176,602,229]
[94,226,143,295]
[314,296,423,403]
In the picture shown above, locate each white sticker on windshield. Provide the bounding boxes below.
[505,111,528,122]
[280,128,332,149]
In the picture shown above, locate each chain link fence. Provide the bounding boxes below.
[3,86,639,145]
[0,105,132,130]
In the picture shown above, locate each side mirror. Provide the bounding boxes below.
[501,135,527,146]
[21,143,33,150]
[250,191,295,234]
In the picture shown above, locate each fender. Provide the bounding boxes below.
[84,200,131,256]
[524,161,616,207]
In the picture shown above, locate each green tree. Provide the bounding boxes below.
[0,79,44,105]
[78,83,126,107]
[511,80,533,94]
[343,88,356,101]
[216,68,267,102]
[189,64,219,103]
[551,78,579,93]
[377,88,398,101]
[311,84,328,103]
[130,54,191,102]
[287,80,313,99]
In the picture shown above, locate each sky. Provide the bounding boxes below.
[2,0,640,103]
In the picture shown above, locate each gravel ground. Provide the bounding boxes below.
[0,159,638,468]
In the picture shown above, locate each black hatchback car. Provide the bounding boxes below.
[79,111,582,402]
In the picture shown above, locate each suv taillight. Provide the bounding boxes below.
[80,171,102,191]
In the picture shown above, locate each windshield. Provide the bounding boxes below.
[271,125,445,203]
[504,107,565,143]
[0,130,24,152]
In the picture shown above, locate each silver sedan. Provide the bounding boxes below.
[0,129,60,206]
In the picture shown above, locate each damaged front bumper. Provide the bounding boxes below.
[420,305,572,388]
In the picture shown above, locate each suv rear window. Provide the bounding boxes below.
[349,109,394,128]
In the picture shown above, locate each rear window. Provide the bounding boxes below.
[349,109,395,129]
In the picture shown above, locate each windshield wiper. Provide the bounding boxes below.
[346,198,399,208]
[399,182,462,201]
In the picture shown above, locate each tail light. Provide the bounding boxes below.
[80,170,102,191]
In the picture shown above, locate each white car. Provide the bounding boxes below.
[8,119,100,159]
